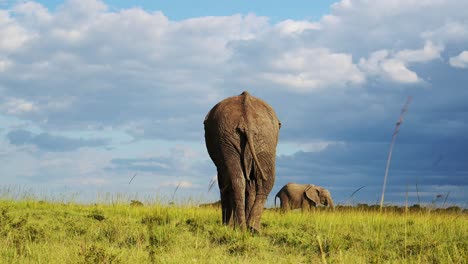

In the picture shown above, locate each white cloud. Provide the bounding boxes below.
[394,41,443,63]
[313,0,468,64]
[321,15,341,27]
[231,47,365,92]
[358,50,389,75]
[0,1,272,132]
[275,19,320,34]
[381,59,419,83]
[56,0,107,25]
[160,180,196,189]
[358,41,443,83]
[422,21,468,43]
[12,1,52,26]
[300,141,345,153]
[359,52,420,83]
[449,51,468,68]
[0,10,33,51]
[3,98,38,114]
[0,58,11,72]
[279,140,345,155]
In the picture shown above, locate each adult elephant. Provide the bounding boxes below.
[275,183,335,212]
[204,91,281,232]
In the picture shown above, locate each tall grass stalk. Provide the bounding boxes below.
[380,96,412,210]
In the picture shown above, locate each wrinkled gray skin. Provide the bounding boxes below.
[204,91,281,232]
[275,183,335,212]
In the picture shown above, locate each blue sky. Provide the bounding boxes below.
[0,0,467,206]
[4,0,336,21]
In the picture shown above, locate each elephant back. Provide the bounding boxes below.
[204,91,280,140]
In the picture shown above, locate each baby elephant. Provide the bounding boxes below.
[275,183,334,212]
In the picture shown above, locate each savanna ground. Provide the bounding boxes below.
[0,196,466,264]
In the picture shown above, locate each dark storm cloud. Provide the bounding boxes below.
[6,129,109,152]
[274,139,468,205]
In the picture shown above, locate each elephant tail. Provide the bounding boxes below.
[240,91,267,182]
[245,130,267,182]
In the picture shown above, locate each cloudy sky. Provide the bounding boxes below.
[1,0,467,206]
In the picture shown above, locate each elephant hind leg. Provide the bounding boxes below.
[225,160,247,230]
[247,176,273,232]
[220,187,233,225]
[217,169,234,225]
[245,180,256,221]
[247,193,267,232]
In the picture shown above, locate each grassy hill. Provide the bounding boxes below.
[0,199,466,263]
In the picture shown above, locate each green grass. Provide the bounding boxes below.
[0,199,466,263]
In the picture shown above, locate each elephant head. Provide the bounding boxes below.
[304,185,335,209]
[204,91,281,232]
[275,183,335,212]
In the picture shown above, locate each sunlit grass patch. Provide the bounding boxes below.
[0,198,466,263]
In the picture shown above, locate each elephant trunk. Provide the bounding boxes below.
[327,197,335,210]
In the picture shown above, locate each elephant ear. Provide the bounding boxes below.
[304,185,320,206]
